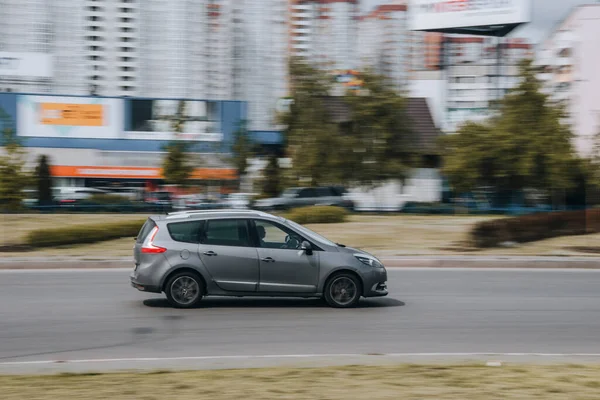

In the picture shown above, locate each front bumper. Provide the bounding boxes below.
[362,267,388,297]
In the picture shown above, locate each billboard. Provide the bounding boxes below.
[50,166,237,180]
[125,99,223,141]
[0,52,53,78]
[409,0,532,33]
[17,95,124,139]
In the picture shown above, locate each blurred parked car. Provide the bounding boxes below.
[225,193,255,209]
[54,187,109,205]
[254,187,354,211]
[144,191,173,208]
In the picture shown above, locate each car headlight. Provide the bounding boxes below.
[354,254,383,268]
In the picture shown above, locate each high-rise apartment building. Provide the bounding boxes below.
[289,0,359,71]
[357,3,410,90]
[82,0,140,97]
[138,0,234,100]
[0,0,290,131]
[234,0,288,131]
[444,36,533,132]
[536,4,600,157]
[357,3,444,91]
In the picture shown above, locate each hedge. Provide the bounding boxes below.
[282,205,349,224]
[470,209,600,248]
[26,219,147,248]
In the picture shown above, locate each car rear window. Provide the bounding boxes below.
[136,219,156,243]
[167,220,204,244]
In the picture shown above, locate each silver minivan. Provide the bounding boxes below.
[130,210,388,308]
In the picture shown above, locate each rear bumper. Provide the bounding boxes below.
[362,267,388,298]
[130,274,161,293]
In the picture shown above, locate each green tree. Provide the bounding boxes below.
[442,59,578,202]
[162,141,193,186]
[161,100,194,186]
[35,154,53,206]
[281,58,342,186]
[344,70,416,186]
[231,119,252,178]
[0,108,31,211]
[261,153,281,197]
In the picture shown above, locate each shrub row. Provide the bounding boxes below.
[470,209,600,248]
[26,219,146,248]
[282,205,349,225]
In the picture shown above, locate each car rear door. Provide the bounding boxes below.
[197,218,259,292]
[252,219,319,293]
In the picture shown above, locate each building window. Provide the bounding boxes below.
[120,17,132,23]
[120,7,132,13]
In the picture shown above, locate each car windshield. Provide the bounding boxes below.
[284,219,338,247]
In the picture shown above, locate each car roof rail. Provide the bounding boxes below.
[166,209,271,218]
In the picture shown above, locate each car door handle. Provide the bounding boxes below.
[204,251,217,256]
[261,257,275,263]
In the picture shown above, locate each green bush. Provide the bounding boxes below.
[282,206,349,224]
[81,193,132,205]
[26,219,146,248]
[470,209,600,248]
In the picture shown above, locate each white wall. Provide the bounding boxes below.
[573,7,600,156]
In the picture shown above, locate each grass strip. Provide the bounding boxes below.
[1,364,600,399]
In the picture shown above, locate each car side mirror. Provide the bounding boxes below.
[301,241,313,255]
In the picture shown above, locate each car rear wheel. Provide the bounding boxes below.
[165,272,204,309]
[324,273,361,308]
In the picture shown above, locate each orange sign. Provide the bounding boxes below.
[39,103,104,126]
[50,166,237,181]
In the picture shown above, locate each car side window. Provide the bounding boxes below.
[254,220,303,250]
[316,187,332,197]
[299,188,317,198]
[202,219,251,247]
[167,221,203,244]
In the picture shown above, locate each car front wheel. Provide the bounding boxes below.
[324,273,362,308]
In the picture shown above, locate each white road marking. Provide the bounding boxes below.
[3,353,600,366]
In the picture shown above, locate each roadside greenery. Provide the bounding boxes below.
[470,209,600,248]
[35,154,53,206]
[26,220,146,248]
[280,59,416,189]
[0,107,32,212]
[442,59,598,207]
[283,205,348,225]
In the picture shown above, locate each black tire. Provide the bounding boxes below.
[323,272,362,308]
[164,271,204,309]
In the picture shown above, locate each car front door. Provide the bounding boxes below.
[252,219,319,293]
[198,218,259,292]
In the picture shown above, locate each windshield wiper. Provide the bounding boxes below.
[336,243,346,247]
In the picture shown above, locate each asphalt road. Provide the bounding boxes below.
[1,268,600,373]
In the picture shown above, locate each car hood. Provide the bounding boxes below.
[337,245,373,258]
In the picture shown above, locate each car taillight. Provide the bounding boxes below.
[141,226,167,254]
